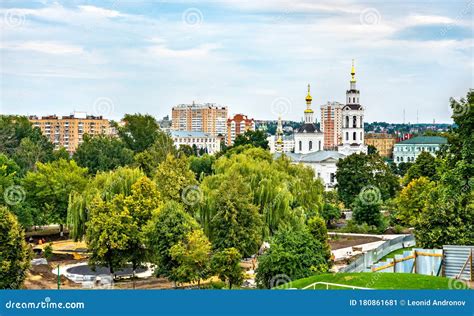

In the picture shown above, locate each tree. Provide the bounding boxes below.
[211,248,244,289]
[320,203,341,228]
[86,196,136,275]
[233,130,269,150]
[415,90,474,248]
[74,134,133,174]
[169,229,212,287]
[395,177,435,226]
[307,216,331,261]
[12,138,52,174]
[0,207,30,289]
[22,159,88,229]
[403,151,438,185]
[189,154,215,180]
[67,167,145,241]
[256,229,330,289]
[133,132,176,177]
[145,201,199,282]
[117,114,161,153]
[154,154,197,204]
[352,193,384,229]
[336,153,399,207]
[367,145,378,155]
[209,176,263,257]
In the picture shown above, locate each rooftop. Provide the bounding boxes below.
[170,130,214,138]
[275,150,346,163]
[396,136,447,145]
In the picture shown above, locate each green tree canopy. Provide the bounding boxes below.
[233,130,269,150]
[336,153,399,207]
[145,201,200,282]
[74,134,133,174]
[0,207,30,289]
[352,193,384,229]
[256,229,330,289]
[395,177,435,227]
[117,114,161,153]
[211,248,244,289]
[22,159,88,228]
[402,151,439,185]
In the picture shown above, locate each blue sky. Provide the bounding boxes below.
[0,0,472,123]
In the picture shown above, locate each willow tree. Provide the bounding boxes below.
[67,167,145,240]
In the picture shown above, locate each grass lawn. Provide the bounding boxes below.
[378,247,414,262]
[280,273,467,290]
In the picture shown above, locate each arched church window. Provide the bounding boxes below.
[346,132,349,141]
[318,141,321,151]
[299,141,302,151]
[353,97,355,103]
[353,132,356,141]
[309,141,313,151]
[353,116,357,128]
[345,116,349,128]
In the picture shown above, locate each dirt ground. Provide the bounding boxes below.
[329,236,381,250]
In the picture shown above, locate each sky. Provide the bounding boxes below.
[0,0,472,123]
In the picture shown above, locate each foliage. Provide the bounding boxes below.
[233,130,269,150]
[367,145,377,155]
[0,207,30,289]
[352,194,384,229]
[145,201,199,282]
[43,243,53,261]
[307,216,331,261]
[74,134,133,174]
[189,154,215,180]
[169,229,212,286]
[133,132,176,177]
[395,177,435,226]
[0,116,54,174]
[67,167,145,240]
[200,148,323,241]
[154,154,197,205]
[22,159,88,227]
[208,175,263,257]
[320,203,341,228]
[211,248,244,289]
[336,153,399,207]
[256,229,330,289]
[339,220,381,234]
[86,196,136,275]
[117,114,161,153]
[402,152,438,185]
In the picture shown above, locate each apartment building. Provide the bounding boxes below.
[171,102,228,137]
[226,114,255,145]
[29,111,113,154]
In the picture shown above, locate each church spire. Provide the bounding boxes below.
[304,83,314,124]
[350,59,356,83]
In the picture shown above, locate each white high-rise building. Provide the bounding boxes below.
[338,60,367,156]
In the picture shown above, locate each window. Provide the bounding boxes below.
[353,132,357,141]
[309,141,313,151]
[346,132,349,141]
[353,97,355,103]
[360,132,362,140]
[330,173,335,183]
[345,116,349,128]
[318,141,321,151]
[353,116,357,128]
[299,141,302,151]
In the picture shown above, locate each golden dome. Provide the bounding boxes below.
[305,83,312,102]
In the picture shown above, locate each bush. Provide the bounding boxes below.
[43,243,53,260]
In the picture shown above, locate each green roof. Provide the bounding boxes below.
[397,136,447,145]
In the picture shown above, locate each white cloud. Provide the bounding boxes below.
[1,41,84,55]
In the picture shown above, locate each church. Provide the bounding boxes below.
[269,61,367,189]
